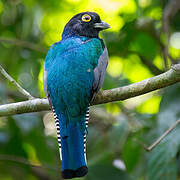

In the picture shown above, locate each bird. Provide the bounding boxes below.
[43,11,110,179]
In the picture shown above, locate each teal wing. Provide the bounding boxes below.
[92,47,109,99]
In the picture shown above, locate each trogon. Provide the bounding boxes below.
[43,11,110,179]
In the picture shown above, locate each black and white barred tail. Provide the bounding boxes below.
[84,106,89,162]
[52,107,62,160]
[52,106,89,162]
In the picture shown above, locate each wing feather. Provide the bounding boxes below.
[92,48,109,99]
[43,65,48,96]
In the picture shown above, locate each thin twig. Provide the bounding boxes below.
[0,37,48,53]
[0,154,59,171]
[127,50,164,75]
[138,55,164,75]
[0,64,34,100]
[146,119,180,151]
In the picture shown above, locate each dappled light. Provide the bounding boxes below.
[0,0,180,179]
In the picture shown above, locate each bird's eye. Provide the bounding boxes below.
[82,14,91,22]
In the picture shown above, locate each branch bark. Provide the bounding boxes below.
[0,64,180,117]
[162,0,180,66]
[0,37,48,53]
[0,64,34,100]
[138,54,164,75]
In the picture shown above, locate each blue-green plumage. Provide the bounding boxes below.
[43,12,110,179]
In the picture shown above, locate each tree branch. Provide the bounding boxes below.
[162,0,180,66]
[93,64,180,104]
[0,37,48,53]
[0,64,34,100]
[0,154,59,180]
[127,50,164,75]
[163,0,180,40]
[145,118,180,151]
[0,64,180,117]
[0,154,58,171]
[138,54,164,75]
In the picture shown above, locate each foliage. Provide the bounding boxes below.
[0,0,180,179]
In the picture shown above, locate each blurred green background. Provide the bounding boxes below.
[0,0,180,179]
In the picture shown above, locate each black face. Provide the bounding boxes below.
[62,12,110,39]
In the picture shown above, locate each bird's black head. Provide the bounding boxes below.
[62,12,110,39]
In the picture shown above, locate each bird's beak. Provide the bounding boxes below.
[94,21,111,30]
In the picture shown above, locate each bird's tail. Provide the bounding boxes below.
[52,108,89,179]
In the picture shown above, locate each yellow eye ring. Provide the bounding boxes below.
[82,14,91,22]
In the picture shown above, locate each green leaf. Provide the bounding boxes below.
[147,85,180,180]
[122,136,141,172]
[129,32,158,59]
